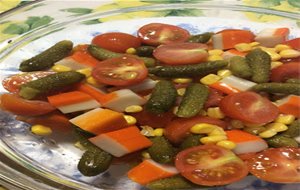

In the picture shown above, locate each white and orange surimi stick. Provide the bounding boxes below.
[222,49,247,60]
[76,83,108,104]
[276,95,300,118]
[255,28,289,47]
[127,159,179,185]
[47,91,100,114]
[89,126,152,157]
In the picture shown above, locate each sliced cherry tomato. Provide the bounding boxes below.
[92,32,141,53]
[0,93,55,116]
[137,23,190,46]
[204,88,225,109]
[130,110,174,128]
[175,144,249,186]
[270,62,300,82]
[164,115,228,144]
[219,92,279,124]
[2,71,55,93]
[92,55,148,86]
[247,147,300,183]
[153,42,208,65]
[283,38,300,50]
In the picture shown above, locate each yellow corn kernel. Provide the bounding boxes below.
[51,65,72,72]
[264,49,281,61]
[200,135,227,144]
[208,127,226,136]
[230,120,244,129]
[249,42,260,47]
[141,151,151,159]
[31,124,52,136]
[200,74,221,85]
[217,69,232,78]
[275,44,291,52]
[259,129,277,138]
[208,49,223,56]
[216,140,237,149]
[76,68,92,77]
[125,105,143,113]
[153,128,164,136]
[234,43,252,52]
[173,78,192,84]
[177,88,186,96]
[207,107,225,119]
[279,49,300,59]
[190,123,218,134]
[275,114,295,125]
[86,76,101,87]
[124,115,137,125]
[126,47,136,54]
[140,125,155,136]
[207,55,223,61]
[271,61,283,69]
[74,141,86,151]
[265,122,288,132]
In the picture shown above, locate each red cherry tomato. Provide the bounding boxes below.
[137,23,190,46]
[92,55,148,86]
[130,110,174,128]
[164,115,228,144]
[247,147,300,183]
[283,38,300,50]
[270,62,300,82]
[92,32,141,53]
[153,42,208,65]
[219,92,279,124]
[204,88,225,109]
[175,144,249,186]
[2,71,55,93]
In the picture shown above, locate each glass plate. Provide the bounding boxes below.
[0,1,299,190]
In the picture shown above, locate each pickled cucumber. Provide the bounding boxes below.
[136,46,155,57]
[229,56,252,78]
[146,175,201,190]
[281,120,300,138]
[19,40,73,71]
[19,71,85,99]
[251,83,300,95]
[72,126,96,149]
[188,32,213,43]
[266,135,298,148]
[147,136,176,164]
[179,134,203,150]
[286,78,300,84]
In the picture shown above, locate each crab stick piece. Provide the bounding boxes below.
[212,29,255,50]
[76,83,108,104]
[47,91,100,114]
[226,130,268,154]
[255,28,289,47]
[89,126,152,157]
[127,159,179,185]
[126,78,157,93]
[70,108,128,135]
[222,49,247,59]
[276,95,300,118]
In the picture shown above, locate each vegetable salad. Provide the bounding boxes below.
[1,22,300,189]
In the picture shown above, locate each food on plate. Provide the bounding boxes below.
[1,22,300,188]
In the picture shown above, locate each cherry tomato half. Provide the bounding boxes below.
[247,147,300,183]
[175,144,249,186]
[283,38,300,50]
[92,32,141,53]
[137,23,190,46]
[270,62,300,82]
[219,91,279,124]
[92,55,148,86]
[130,110,174,128]
[153,42,208,65]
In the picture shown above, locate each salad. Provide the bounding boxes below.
[0,22,300,189]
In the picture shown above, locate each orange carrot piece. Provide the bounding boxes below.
[127,159,178,185]
[76,83,115,104]
[47,91,93,107]
[220,29,255,50]
[278,95,300,118]
[226,130,263,143]
[210,81,240,94]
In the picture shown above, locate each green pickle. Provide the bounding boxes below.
[176,83,209,118]
[246,48,271,83]
[72,126,96,149]
[286,78,300,84]
[252,83,300,95]
[145,80,177,114]
[147,136,176,164]
[179,134,204,150]
[266,135,298,148]
[19,71,85,99]
[136,46,155,57]
[281,120,300,138]
[187,32,213,43]
[228,56,252,78]
[19,40,73,72]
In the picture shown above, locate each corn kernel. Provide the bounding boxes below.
[200,74,221,85]
[74,141,86,150]
[141,151,151,159]
[207,107,225,119]
[140,125,155,136]
[271,61,283,69]
[124,115,137,125]
[31,124,52,136]
[86,76,101,86]
[173,78,192,84]
[279,49,300,59]
[217,69,232,78]
[216,140,236,149]
[51,65,72,72]
[126,47,136,54]
[275,44,291,52]
[208,127,226,136]
[265,122,288,132]
[234,43,252,52]
[76,68,92,77]
[207,55,223,61]
[153,128,164,136]
[230,120,244,129]
[125,105,143,113]
[208,49,223,56]
[259,129,277,138]
[177,88,186,96]
[249,42,260,47]
[275,114,295,125]
[263,49,281,61]
[200,135,227,144]
[190,123,218,134]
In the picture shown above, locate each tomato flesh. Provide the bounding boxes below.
[283,38,300,50]
[175,144,249,186]
[247,147,300,183]
[270,62,300,82]
[92,55,148,86]
[130,110,174,128]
